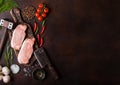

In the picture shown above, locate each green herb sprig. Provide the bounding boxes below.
[3,40,13,67]
[0,0,18,13]
[0,26,2,30]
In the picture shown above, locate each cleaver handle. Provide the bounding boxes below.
[48,64,59,80]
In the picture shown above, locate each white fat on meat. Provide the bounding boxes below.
[11,24,27,50]
[17,38,35,64]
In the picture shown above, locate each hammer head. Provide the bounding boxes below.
[0,19,13,29]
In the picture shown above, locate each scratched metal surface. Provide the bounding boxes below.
[0,0,120,85]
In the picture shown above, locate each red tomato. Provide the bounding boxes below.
[35,13,40,17]
[37,8,42,13]
[38,3,44,8]
[41,13,47,18]
[44,8,49,13]
[38,16,43,21]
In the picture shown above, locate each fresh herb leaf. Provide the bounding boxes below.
[3,40,13,67]
[10,48,13,65]
[0,0,18,13]
[35,26,40,35]
[4,52,9,67]
[42,20,46,26]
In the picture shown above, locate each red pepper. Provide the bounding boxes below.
[40,26,45,35]
[37,34,44,47]
[34,22,37,32]
[40,37,44,47]
[37,34,40,43]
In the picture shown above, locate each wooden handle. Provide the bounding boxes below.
[10,8,23,23]
[48,65,59,80]
[0,27,7,56]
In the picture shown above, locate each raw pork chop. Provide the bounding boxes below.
[11,24,27,50]
[17,38,35,64]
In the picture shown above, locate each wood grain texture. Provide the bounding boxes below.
[0,0,120,85]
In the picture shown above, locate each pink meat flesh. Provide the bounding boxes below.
[17,38,35,64]
[11,24,27,50]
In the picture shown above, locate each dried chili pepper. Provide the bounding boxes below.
[34,22,37,32]
[40,37,43,47]
[40,20,46,35]
[37,34,44,47]
[37,34,40,42]
[40,26,45,35]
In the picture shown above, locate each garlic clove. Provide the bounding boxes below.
[2,66,10,75]
[10,64,20,74]
[3,75,10,83]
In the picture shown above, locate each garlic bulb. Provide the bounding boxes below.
[3,75,10,83]
[2,66,10,75]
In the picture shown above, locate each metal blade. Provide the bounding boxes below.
[34,47,47,68]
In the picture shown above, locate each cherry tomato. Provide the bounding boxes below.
[37,8,41,13]
[41,13,47,18]
[38,16,43,21]
[35,12,40,17]
[44,8,49,13]
[39,3,44,8]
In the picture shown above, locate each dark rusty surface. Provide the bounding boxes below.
[0,0,120,85]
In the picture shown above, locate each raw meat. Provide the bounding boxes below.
[17,38,35,64]
[11,24,27,50]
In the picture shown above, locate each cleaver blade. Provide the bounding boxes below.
[34,47,47,68]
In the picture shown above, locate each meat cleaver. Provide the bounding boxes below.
[34,47,59,80]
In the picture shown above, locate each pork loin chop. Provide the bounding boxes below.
[11,24,27,50]
[17,38,35,64]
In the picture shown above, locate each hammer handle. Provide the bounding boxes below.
[48,64,59,80]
